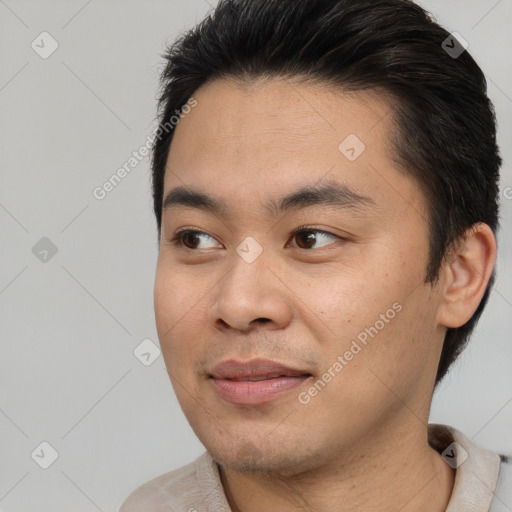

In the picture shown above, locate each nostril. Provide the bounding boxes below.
[254,318,271,324]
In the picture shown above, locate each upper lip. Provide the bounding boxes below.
[209,358,312,381]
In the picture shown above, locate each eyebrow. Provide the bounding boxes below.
[162,181,376,217]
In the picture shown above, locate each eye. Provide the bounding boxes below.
[168,226,342,251]
[169,229,221,250]
[290,226,341,249]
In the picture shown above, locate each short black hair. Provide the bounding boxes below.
[151,0,501,386]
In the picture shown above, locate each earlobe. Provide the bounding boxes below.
[437,223,497,329]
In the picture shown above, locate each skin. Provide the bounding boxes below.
[154,77,496,511]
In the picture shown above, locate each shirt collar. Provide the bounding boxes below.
[197,423,502,512]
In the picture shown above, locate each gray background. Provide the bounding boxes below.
[0,0,511,510]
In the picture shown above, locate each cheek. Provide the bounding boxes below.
[300,262,424,379]
[299,266,395,333]
[154,269,179,338]
[154,264,206,365]
[154,255,209,324]
[332,290,439,403]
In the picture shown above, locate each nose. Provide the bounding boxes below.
[209,247,293,333]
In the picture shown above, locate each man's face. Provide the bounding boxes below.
[154,78,446,474]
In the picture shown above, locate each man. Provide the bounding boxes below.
[121,0,511,510]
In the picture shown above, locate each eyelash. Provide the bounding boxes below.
[168,225,341,250]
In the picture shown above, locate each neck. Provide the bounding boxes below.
[219,420,455,512]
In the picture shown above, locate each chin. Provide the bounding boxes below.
[203,432,329,477]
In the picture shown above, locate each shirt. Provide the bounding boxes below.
[119,423,512,511]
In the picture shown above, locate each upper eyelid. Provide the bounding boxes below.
[294,225,338,237]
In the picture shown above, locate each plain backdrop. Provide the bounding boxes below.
[0,0,511,510]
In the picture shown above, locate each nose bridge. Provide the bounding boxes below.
[210,236,292,331]
[222,237,270,306]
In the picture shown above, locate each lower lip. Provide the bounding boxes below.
[210,376,310,406]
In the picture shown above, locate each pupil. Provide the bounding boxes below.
[185,232,199,248]
[299,232,315,248]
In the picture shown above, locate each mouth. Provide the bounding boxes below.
[209,358,313,406]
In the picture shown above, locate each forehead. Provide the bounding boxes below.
[168,77,392,163]
[163,77,426,221]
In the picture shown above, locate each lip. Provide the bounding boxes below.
[209,358,312,406]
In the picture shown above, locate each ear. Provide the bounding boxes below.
[437,223,497,328]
